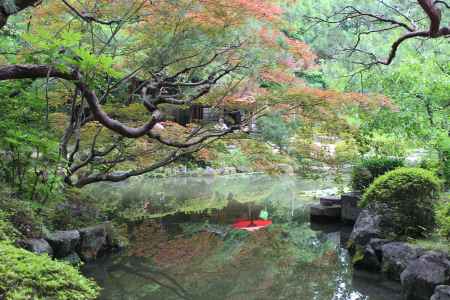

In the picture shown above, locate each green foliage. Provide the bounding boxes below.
[256,113,301,152]
[436,200,450,240]
[213,148,251,169]
[0,242,100,300]
[361,168,442,238]
[0,211,20,242]
[351,156,404,191]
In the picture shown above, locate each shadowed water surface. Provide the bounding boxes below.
[83,174,402,300]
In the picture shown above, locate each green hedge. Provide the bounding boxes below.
[351,157,404,192]
[361,168,441,238]
[0,243,100,300]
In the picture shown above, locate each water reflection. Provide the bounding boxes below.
[84,175,401,300]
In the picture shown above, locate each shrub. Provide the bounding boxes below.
[0,242,100,300]
[351,157,404,191]
[361,168,441,238]
[436,200,450,240]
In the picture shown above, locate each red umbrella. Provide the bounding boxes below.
[232,219,272,231]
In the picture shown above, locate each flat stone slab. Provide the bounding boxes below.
[320,196,341,206]
[341,192,362,223]
[310,204,341,222]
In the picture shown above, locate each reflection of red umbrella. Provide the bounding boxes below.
[232,202,272,231]
[232,219,272,232]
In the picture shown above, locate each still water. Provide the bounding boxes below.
[83,174,402,300]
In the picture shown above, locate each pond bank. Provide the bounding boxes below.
[310,192,450,300]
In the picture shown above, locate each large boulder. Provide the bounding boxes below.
[381,242,423,281]
[431,286,450,300]
[341,192,362,222]
[78,222,113,261]
[17,238,53,256]
[348,210,382,249]
[401,251,450,300]
[46,230,80,258]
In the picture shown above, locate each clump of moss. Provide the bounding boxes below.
[0,242,100,300]
[361,167,441,238]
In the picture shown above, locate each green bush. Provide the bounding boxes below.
[351,157,404,191]
[436,200,450,240]
[361,168,441,238]
[0,242,100,300]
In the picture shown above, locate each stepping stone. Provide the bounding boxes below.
[310,204,341,222]
[320,196,341,206]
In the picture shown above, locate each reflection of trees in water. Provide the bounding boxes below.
[86,222,354,300]
[86,175,329,222]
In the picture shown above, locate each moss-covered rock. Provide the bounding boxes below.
[0,242,99,300]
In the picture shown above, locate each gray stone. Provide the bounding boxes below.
[46,230,80,258]
[78,223,113,261]
[310,204,341,222]
[355,243,382,271]
[236,165,251,173]
[381,242,423,281]
[17,238,53,256]
[204,167,217,176]
[341,192,362,222]
[353,238,390,272]
[320,196,341,206]
[348,210,382,249]
[62,252,82,265]
[431,285,450,300]
[401,251,450,300]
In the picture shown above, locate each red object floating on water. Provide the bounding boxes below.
[232,219,272,232]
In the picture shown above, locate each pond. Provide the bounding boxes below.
[83,174,402,300]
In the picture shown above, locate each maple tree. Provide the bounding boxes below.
[0,0,389,189]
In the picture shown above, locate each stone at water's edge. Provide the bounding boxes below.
[78,222,114,261]
[62,252,82,265]
[46,230,80,258]
[341,192,362,223]
[310,204,341,222]
[16,238,53,256]
[320,196,341,206]
[348,209,382,249]
[431,286,450,300]
[381,242,423,282]
[401,251,450,300]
